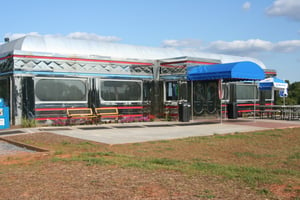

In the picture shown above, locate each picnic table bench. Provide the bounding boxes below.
[66,108,96,123]
[95,107,119,122]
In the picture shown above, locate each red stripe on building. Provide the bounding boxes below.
[12,55,153,65]
[35,107,89,111]
[237,104,260,106]
[0,55,13,61]
[35,106,143,111]
[117,106,143,109]
[35,117,69,121]
[238,110,260,113]
[119,114,143,118]
[161,60,218,65]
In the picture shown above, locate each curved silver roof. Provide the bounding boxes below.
[0,35,266,69]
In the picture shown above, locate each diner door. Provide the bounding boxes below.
[192,81,218,116]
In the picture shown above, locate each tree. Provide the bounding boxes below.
[275,81,300,105]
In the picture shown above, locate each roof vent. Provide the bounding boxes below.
[4,37,9,43]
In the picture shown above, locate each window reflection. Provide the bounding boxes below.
[35,79,87,102]
[0,78,9,104]
[165,82,178,101]
[236,84,258,100]
[100,80,142,101]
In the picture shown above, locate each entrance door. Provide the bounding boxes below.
[193,81,218,116]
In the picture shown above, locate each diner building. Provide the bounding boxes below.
[0,35,276,126]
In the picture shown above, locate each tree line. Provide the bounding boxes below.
[275,81,300,105]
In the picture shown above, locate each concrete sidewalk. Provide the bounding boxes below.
[1,119,300,145]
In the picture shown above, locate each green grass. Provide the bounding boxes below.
[288,152,300,160]
[234,152,276,159]
[183,136,211,143]
[213,134,250,139]
[78,141,96,146]
[45,128,300,195]
[54,151,63,155]
[251,132,268,136]
[191,161,278,186]
[51,150,300,188]
[61,141,71,145]
[145,158,183,166]
[81,151,116,157]
[194,190,215,199]
[52,153,115,166]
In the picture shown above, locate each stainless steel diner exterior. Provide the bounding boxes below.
[0,35,277,126]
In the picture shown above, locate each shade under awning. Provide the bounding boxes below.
[187,61,265,81]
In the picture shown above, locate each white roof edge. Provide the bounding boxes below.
[0,35,266,69]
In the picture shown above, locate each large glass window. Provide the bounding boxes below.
[35,78,87,102]
[100,80,142,101]
[143,81,153,101]
[262,90,273,101]
[236,84,259,100]
[0,78,9,105]
[165,82,178,101]
[221,83,229,101]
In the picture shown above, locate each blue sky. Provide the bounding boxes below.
[1,0,300,82]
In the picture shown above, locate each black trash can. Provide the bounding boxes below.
[178,102,191,122]
[228,103,238,119]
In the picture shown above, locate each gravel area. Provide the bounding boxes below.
[0,140,35,155]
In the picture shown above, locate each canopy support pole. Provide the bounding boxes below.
[253,81,256,122]
[219,79,223,124]
[191,81,193,121]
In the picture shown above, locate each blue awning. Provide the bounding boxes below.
[187,61,265,81]
[259,77,288,91]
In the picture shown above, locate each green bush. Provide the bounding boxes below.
[21,117,36,128]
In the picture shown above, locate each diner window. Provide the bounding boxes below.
[143,81,153,101]
[236,84,259,101]
[221,83,229,100]
[261,90,273,101]
[165,81,178,101]
[35,78,87,102]
[0,78,9,104]
[100,80,142,101]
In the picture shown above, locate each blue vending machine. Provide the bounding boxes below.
[0,98,10,129]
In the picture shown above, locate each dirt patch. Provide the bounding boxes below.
[224,119,300,129]
[269,184,300,199]
[0,129,299,199]
[0,162,264,200]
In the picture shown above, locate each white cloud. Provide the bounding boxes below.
[206,39,273,56]
[207,39,300,56]
[164,38,300,56]
[161,39,202,49]
[266,0,300,21]
[273,40,300,52]
[242,2,251,10]
[4,32,122,43]
[66,32,122,43]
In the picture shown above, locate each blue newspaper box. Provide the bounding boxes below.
[0,98,10,129]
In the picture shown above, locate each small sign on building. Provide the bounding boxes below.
[279,89,288,97]
[0,118,4,126]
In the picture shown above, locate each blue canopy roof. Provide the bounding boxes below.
[187,61,265,81]
[259,77,288,91]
